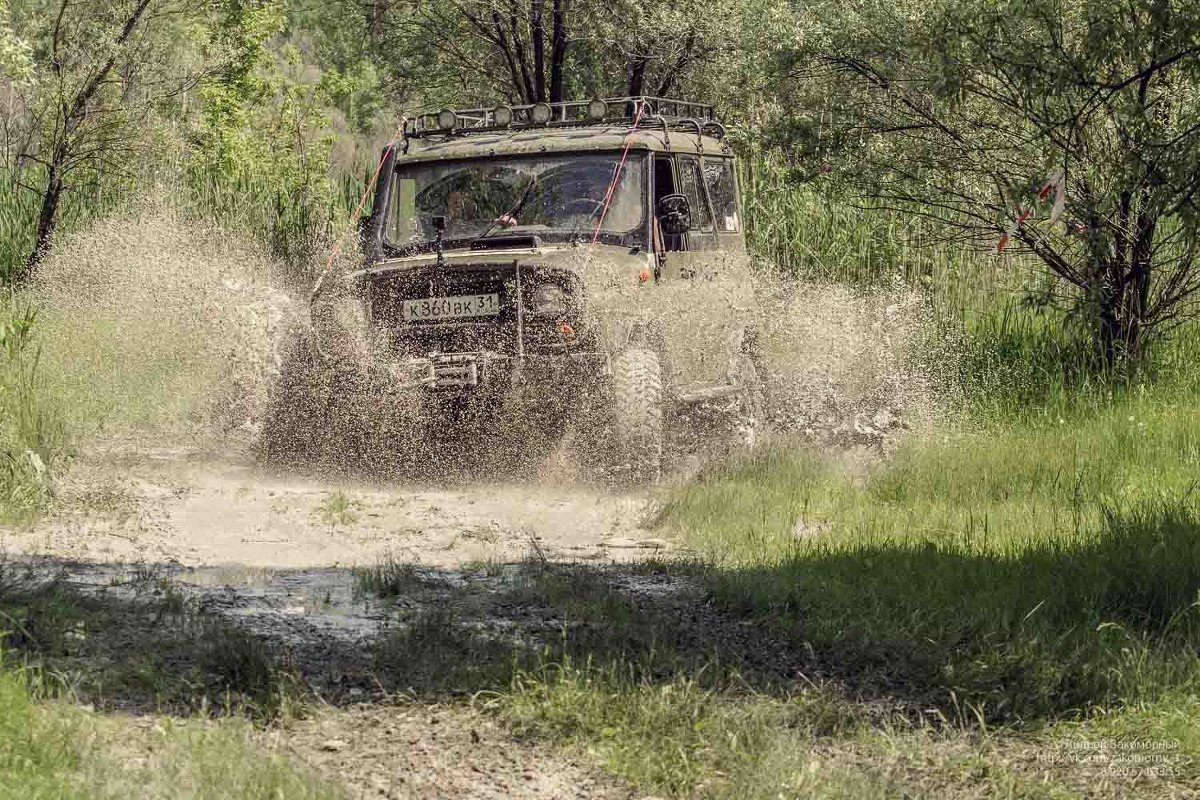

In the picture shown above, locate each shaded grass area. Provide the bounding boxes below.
[0,564,340,798]
[0,564,303,719]
[355,549,1198,799]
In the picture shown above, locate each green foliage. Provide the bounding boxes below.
[770,0,1200,367]
[0,0,32,83]
[185,0,339,280]
[741,151,997,288]
[194,0,288,159]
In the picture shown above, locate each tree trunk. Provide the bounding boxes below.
[15,0,154,281]
[1093,266,1152,372]
[548,0,567,102]
[531,0,546,101]
[23,164,64,279]
[627,57,648,97]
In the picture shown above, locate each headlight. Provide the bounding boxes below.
[531,283,568,317]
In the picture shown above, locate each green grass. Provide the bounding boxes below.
[0,662,340,799]
[449,392,1200,799]
[316,490,359,528]
[659,396,1200,711]
[0,296,64,522]
[0,566,337,799]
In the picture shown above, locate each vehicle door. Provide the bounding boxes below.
[652,153,752,391]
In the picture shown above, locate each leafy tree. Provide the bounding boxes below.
[366,0,744,107]
[187,0,341,278]
[2,0,202,278]
[0,0,33,83]
[774,0,1200,368]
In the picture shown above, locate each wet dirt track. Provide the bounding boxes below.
[0,444,682,800]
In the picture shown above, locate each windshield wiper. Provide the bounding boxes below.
[474,174,539,242]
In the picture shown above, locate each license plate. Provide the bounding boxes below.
[402,293,500,321]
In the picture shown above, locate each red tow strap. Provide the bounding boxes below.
[590,102,646,247]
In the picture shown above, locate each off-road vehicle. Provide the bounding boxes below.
[294,96,763,481]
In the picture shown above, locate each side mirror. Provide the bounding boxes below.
[656,194,691,236]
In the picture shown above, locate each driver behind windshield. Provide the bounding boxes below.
[391,155,645,246]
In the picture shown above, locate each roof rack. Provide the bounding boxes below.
[404,96,726,139]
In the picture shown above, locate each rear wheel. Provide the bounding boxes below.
[612,348,664,484]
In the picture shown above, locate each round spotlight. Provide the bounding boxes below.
[436,109,457,129]
[493,105,513,126]
[530,102,553,125]
[586,99,608,120]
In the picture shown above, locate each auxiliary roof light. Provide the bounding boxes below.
[530,102,553,125]
[586,99,608,120]
[493,105,514,126]
[436,109,457,129]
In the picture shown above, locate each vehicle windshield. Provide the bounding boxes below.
[386,153,646,248]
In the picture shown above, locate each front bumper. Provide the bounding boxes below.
[386,351,610,391]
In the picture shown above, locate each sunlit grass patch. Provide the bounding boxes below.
[657,398,1200,725]
[0,664,340,800]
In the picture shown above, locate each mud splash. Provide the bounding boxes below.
[24,208,941,477]
[753,275,940,450]
[29,207,297,444]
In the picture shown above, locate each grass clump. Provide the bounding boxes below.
[316,490,359,529]
[0,297,63,522]
[0,662,340,799]
[356,558,427,598]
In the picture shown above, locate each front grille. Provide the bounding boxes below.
[368,261,589,356]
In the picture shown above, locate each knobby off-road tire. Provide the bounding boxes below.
[612,348,664,484]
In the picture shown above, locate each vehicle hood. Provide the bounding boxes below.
[349,242,652,282]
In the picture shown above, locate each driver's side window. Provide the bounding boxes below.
[654,155,686,252]
[678,156,715,234]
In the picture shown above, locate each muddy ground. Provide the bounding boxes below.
[1,440,711,799]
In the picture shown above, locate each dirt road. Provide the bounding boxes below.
[10,443,668,569]
[1,443,682,799]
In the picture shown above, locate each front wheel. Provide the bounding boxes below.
[731,355,765,452]
[612,348,665,484]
